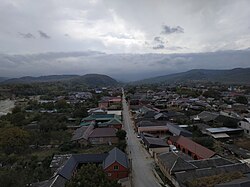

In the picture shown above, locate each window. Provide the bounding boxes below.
[114,165,119,170]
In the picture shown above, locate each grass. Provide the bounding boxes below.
[235,137,250,151]
[31,145,115,159]
[74,145,115,154]
[31,148,59,159]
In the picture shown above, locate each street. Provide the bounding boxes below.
[122,89,161,187]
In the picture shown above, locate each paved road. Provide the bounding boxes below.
[122,89,161,187]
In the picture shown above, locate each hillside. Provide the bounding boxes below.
[134,68,250,85]
[69,74,118,87]
[3,75,79,84]
[2,74,118,87]
[0,77,9,83]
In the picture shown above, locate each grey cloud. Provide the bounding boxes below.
[102,32,135,40]
[161,25,184,34]
[19,32,35,39]
[38,30,50,39]
[0,50,250,81]
[166,46,183,51]
[154,36,164,44]
[153,44,165,50]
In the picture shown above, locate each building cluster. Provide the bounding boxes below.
[127,84,250,186]
[70,96,123,146]
[38,147,129,187]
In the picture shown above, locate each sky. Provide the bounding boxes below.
[0,0,250,80]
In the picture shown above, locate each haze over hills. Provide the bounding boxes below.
[1,49,250,82]
[1,67,250,86]
[1,74,118,87]
[3,75,79,84]
[133,68,250,85]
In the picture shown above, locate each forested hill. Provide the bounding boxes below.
[133,68,250,85]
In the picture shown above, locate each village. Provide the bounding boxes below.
[1,82,250,187]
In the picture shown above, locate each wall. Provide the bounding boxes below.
[104,161,129,180]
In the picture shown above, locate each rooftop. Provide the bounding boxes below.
[88,127,117,138]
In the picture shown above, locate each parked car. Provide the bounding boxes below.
[170,145,178,153]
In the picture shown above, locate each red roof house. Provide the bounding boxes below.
[168,136,215,160]
[103,147,129,180]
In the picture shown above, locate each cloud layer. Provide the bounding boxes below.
[0,0,249,53]
[0,50,250,81]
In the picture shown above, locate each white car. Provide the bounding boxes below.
[169,145,178,153]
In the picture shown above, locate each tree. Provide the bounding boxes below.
[0,127,30,154]
[116,129,127,140]
[72,104,88,118]
[203,89,220,99]
[66,164,121,187]
[235,96,248,104]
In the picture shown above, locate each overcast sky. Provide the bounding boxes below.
[1,0,250,54]
[0,0,250,80]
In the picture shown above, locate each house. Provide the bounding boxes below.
[206,127,243,139]
[168,136,215,160]
[103,147,129,180]
[48,153,108,187]
[142,135,168,149]
[138,125,168,136]
[98,118,123,129]
[167,123,192,137]
[238,118,250,136]
[88,128,119,145]
[80,114,122,129]
[46,147,129,187]
[141,135,169,158]
[87,108,106,115]
[98,97,122,109]
[71,125,94,146]
[191,111,219,122]
[157,152,250,187]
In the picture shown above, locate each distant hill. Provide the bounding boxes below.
[134,68,250,85]
[2,74,118,87]
[0,77,9,83]
[69,74,118,87]
[3,75,79,84]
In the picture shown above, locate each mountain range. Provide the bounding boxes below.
[1,74,118,87]
[0,67,250,86]
[134,68,250,85]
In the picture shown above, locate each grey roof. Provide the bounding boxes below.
[88,127,117,138]
[58,153,108,180]
[142,136,169,148]
[154,113,167,120]
[71,125,94,141]
[171,157,197,173]
[158,152,196,174]
[103,147,129,169]
[196,111,219,122]
[162,111,186,118]
[206,127,243,134]
[50,154,72,169]
[136,120,166,127]
[215,178,250,187]
[175,163,250,185]
[31,175,67,187]
[188,157,234,169]
[167,123,192,137]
